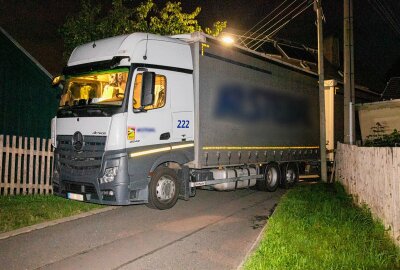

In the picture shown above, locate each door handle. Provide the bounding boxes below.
[160,132,170,140]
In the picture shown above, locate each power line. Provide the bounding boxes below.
[380,0,400,28]
[247,0,308,49]
[243,0,303,48]
[248,0,309,50]
[367,0,400,38]
[375,0,400,35]
[225,32,275,42]
[239,0,289,45]
[253,2,314,51]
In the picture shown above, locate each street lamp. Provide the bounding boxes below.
[221,36,234,45]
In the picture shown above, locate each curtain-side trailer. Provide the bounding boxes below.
[51,32,321,209]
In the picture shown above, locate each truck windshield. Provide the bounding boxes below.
[60,68,129,107]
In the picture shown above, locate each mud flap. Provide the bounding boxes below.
[178,165,190,201]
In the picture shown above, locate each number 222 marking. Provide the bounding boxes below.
[177,120,190,128]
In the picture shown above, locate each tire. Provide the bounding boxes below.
[257,163,280,192]
[280,162,299,189]
[147,167,179,210]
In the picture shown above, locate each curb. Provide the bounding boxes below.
[236,204,278,270]
[236,221,270,270]
[0,206,119,240]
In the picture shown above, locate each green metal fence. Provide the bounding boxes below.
[0,28,58,139]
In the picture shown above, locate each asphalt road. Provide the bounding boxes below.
[0,188,284,270]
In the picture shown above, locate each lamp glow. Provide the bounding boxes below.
[221,36,234,45]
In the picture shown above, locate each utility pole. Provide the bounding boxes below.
[344,0,355,144]
[315,0,327,182]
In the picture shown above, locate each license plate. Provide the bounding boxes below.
[67,193,84,201]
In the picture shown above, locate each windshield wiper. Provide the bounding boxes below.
[86,103,117,107]
[59,107,78,117]
[59,103,115,117]
[87,108,110,116]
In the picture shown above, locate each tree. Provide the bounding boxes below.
[60,0,227,58]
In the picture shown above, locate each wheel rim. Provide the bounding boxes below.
[286,168,296,184]
[156,175,176,202]
[266,167,278,186]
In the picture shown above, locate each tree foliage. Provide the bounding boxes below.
[60,0,227,58]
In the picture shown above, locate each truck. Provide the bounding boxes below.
[51,32,321,209]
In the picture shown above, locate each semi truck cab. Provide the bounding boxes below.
[52,33,196,207]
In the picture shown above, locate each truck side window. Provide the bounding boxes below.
[133,73,167,110]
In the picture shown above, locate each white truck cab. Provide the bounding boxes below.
[52,33,196,208]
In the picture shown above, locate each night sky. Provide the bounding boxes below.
[1,0,399,92]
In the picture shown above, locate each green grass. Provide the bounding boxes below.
[245,182,400,270]
[0,195,103,233]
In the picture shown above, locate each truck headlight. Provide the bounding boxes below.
[99,167,118,184]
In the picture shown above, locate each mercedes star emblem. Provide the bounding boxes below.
[72,131,84,151]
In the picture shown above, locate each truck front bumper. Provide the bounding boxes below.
[52,150,136,205]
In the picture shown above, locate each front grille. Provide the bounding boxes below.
[57,135,106,177]
[85,185,96,194]
[64,181,99,200]
[65,182,81,193]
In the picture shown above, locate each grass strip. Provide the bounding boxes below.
[0,195,103,233]
[245,182,400,270]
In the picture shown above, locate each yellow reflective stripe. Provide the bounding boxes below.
[171,143,195,150]
[130,143,194,158]
[202,146,319,150]
[130,147,171,157]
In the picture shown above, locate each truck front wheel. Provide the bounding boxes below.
[147,167,179,210]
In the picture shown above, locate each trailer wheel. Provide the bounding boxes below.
[257,163,280,192]
[280,162,299,189]
[147,167,179,210]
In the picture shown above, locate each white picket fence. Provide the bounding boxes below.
[336,142,400,245]
[0,135,54,195]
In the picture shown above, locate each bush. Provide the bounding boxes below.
[364,129,400,147]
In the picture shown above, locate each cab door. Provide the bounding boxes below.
[126,68,172,148]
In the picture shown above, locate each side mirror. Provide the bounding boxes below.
[141,72,155,107]
[52,75,64,87]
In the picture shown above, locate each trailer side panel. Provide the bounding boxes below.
[195,40,320,168]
